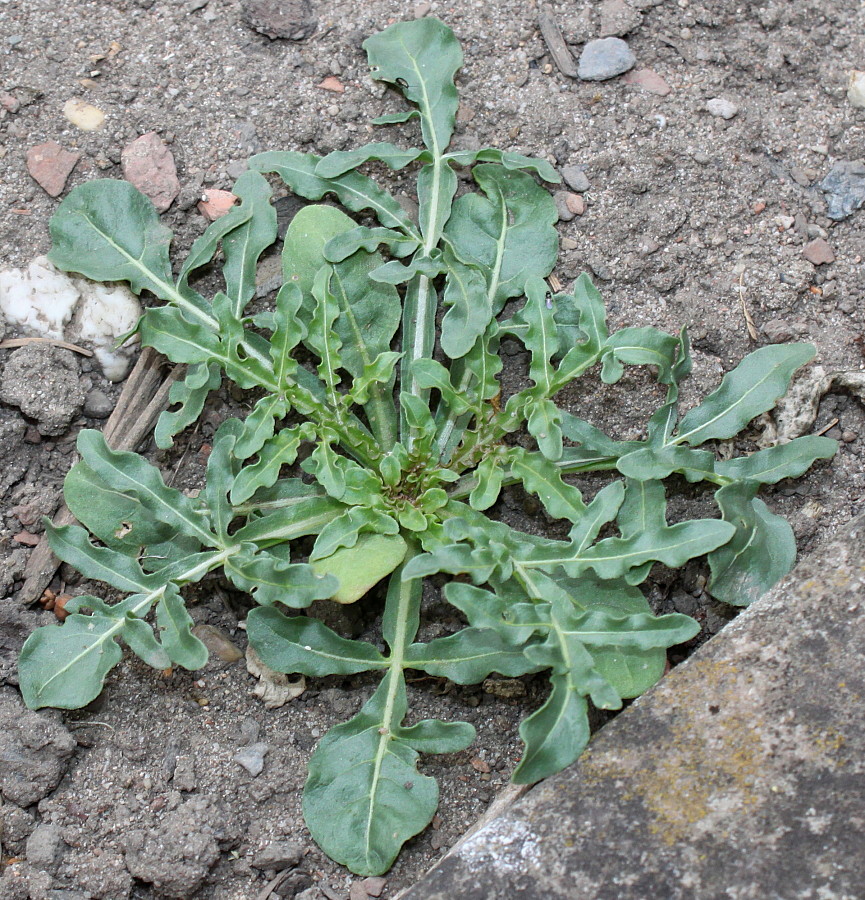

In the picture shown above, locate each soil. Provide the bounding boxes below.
[1,0,864,898]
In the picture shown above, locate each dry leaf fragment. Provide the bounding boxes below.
[246,645,306,708]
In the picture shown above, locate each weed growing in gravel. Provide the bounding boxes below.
[18,19,836,876]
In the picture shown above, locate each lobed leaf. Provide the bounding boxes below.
[444,165,559,312]
[251,151,418,235]
[315,144,430,178]
[155,585,209,669]
[363,18,462,155]
[311,534,408,604]
[707,482,796,606]
[303,671,439,877]
[405,628,538,683]
[715,435,837,484]
[19,612,126,710]
[76,430,216,545]
[675,344,816,447]
[63,460,175,553]
[247,608,388,676]
[154,362,222,450]
[511,674,590,784]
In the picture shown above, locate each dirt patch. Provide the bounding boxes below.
[1,0,863,898]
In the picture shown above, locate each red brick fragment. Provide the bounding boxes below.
[26,141,81,197]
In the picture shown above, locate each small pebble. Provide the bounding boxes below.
[561,237,579,251]
[83,388,114,419]
[122,132,180,212]
[553,191,583,221]
[802,238,835,266]
[561,165,589,192]
[706,97,738,119]
[191,624,244,662]
[350,883,370,900]
[197,190,237,222]
[413,0,431,17]
[62,98,105,131]
[842,431,857,443]
[578,37,636,82]
[820,160,865,221]
[233,742,269,776]
[26,141,80,197]
[362,876,387,897]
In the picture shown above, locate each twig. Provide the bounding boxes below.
[538,5,578,78]
[737,271,758,341]
[19,347,182,603]
[254,868,293,900]
[815,417,839,436]
[0,336,93,356]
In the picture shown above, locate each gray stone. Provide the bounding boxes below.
[599,0,642,37]
[553,191,577,222]
[405,513,865,900]
[578,38,636,81]
[561,166,590,193]
[25,824,65,874]
[242,0,317,40]
[251,840,304,870]
[82,388,113,419]
[233,741,269,776]
[0,345,85,436]
[820,159,865,221]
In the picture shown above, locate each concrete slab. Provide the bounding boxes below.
[404,513,865,900]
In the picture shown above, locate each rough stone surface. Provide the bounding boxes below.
[0,344,85,435]
[121,131,180,212]
[405,513,865,900]
[820,159,865,221]
[25,824,65,874]
[251,840,304,870]
[242,0,317,40]
[0,688,77,807]
[122,798,224,898]
[0,804,36,856]
[599,0,642,37]
[578,37,636,81]
[25,141,80,197]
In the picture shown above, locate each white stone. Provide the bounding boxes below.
[706,97,739,119]
[0,256,141,381]
[848,71,865,109]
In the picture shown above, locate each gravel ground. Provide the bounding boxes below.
[1,0,863,898]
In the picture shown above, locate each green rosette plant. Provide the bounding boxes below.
[18,18,835,877]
